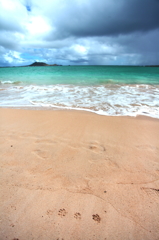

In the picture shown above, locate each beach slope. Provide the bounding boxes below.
[0,109,159,240]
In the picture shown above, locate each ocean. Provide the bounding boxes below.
[0,65,159,118]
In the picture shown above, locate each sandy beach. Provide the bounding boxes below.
[0,108,159,240]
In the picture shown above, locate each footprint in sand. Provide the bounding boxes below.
[83,141,106,154]
[33,149,48,160]
[11,206,16,210]
[74,212,81,219]
[47,210,54,216]
[58,209,67,217]
[92,214,101,223]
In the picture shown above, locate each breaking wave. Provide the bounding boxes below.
[0,83,159,118]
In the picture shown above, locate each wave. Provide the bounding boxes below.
[29,101,159,119]
[0,83,159,119]
[0,80,22,84]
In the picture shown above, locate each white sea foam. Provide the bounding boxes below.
[0,84,159,118]
[0,80,22,84]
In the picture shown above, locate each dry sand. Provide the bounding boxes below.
[0,108,159,240]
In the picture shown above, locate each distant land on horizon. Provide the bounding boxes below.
[28,62,62,67]
[0,62,159,68]
[28,62,159,67]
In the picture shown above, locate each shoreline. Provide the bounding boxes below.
[1,108,159,240]
[1,106,159,120]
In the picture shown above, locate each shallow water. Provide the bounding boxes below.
[0,65,159,118]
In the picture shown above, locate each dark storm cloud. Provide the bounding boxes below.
[53,0,159,38]
[0,0,159,66]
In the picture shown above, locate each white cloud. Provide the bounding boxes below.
[2,50,24,65]
[26,16,52,35]
[0,0,159,66]
[4,53,13,63]
[72,44,88,55]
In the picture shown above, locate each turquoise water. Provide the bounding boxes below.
[0,66,159,85]
[0,66,159,118]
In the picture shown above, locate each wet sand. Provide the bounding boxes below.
[0,108,159,240]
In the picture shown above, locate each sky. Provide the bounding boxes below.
[0,0,159,66]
